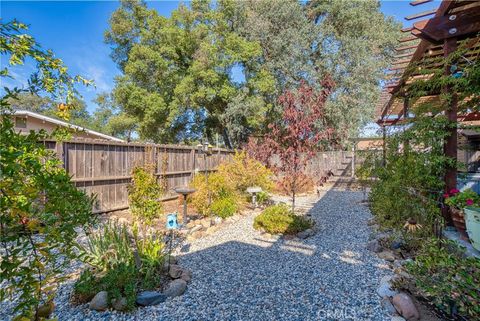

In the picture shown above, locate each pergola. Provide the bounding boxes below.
[376,0,480,220]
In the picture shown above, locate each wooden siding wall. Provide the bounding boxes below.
[44,140,233,213]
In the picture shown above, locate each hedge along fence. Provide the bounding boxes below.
[43,139,233,214]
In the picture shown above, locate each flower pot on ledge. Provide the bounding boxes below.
[450,207,469,240]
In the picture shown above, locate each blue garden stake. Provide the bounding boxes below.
[166,213,178,270]
[166,213,178,230]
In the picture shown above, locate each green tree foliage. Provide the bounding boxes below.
[307,0,401,142]
[106,0,399,146]
[1,20,94,319]
[91,92,137,140]
[105,0,274,147]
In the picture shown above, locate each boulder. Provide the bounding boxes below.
[88,291,109,311]
[392,293,420,321]
[136,291,167,306]
[367,240,382,253]
[378,251,396,262]
[111,297,127,311]
[163,279,187,297]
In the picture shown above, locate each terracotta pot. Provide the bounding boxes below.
[450,207,469,240]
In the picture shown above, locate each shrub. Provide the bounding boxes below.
[406,239,480,319]
[190,171,238,216]
[1,113,94,318]
[366,117,448,236]
[190,152,273,217]
[75,221,166,310]
[218,151,274,193]
[80,221,133,271]
[127,165,163,225]
[255,191,271,206]
[253,204,312,234]
[211,197,237,218]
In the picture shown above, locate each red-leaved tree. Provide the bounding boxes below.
[247,78,335,211]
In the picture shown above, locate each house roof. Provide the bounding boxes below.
[13,110,125,142]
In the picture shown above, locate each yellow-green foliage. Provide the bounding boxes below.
[190,172,237,216]
[127,165,163,225]
[253,204,312,235]
[218,151,274,193]
[190,152,273,217]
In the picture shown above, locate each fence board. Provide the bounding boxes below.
[43,139,233,213]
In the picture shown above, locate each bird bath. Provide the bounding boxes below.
[174,187,196,224]
[246,186,262,208]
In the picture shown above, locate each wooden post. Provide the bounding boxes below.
[443,37,458,225]
[351,142,356,178]
[403,96,410,154]
[382,125,387,167]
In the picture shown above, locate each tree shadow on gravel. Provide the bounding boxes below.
[172,188,389,321]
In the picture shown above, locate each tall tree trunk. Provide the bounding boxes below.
[222,128,233,150]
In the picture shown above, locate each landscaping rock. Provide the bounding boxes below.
[366,239,382,253]
[381,297,397,315]
[392,293,420,321]
[169,264,183,279]
[186,221,196,229]
[136,291,167,306]
[206,226,220,235]
[180,268,192,283]
[200,219,211,228]
[88,291,108,311]
[297,229,313,239]
[212,217,223,225]
[391,317,406,321]
[163,279,187,297]
[377,276,398,298]
[112,297,127,311]
[189,225,203,234]
[378,250,396,262]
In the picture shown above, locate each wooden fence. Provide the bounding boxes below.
[44,139,233,213]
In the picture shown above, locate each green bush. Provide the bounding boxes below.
[255,191,271,206]
[75,221,166,310]
[406,239,480,319]
[365,116,448,237]
[190,152,273,217]
[253,204,312,234]
[127,165,163,225]
[211,197,237,218]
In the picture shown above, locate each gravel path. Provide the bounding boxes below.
[2,189,391,321]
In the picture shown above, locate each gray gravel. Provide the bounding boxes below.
[1,189,391,321]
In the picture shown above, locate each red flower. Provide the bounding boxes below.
[466,199,474,206]
[443,193,450,199]
[450,188,460,194]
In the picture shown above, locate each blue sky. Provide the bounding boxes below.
[1,0,440,115]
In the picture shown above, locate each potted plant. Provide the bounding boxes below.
[444,188,480,240]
